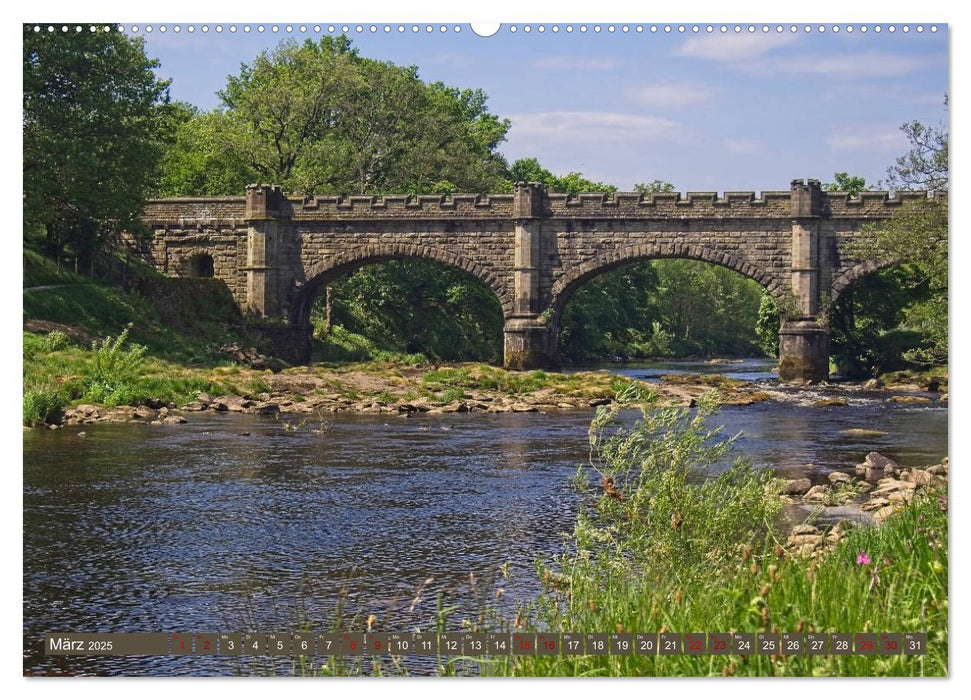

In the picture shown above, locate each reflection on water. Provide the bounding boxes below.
[23,361,947,676]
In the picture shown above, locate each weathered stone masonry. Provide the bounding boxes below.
[134,180,934,382]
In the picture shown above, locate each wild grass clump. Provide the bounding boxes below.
[490,386,947,677]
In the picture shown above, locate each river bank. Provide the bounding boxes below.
[26,335,947,428]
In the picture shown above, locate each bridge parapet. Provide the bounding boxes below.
[142,186,940,226]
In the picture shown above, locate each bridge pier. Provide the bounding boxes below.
[503,317,557,370]
[244,185,285,317]
[778,319,830,383]
[779,179,830,383]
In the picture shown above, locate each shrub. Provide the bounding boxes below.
[42,329,70,352]
[23,385,68,426]
[88,324,145,387]
[573,385,781,573]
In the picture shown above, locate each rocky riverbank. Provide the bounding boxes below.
[774,452,949,558]
[52,364,774,426]
[34,360,948,429]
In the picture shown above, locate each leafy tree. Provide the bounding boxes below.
[316,259,503,362]
[842,107,948,368]
[829,267,931,377]
[884,113,948,193]
[23,25,173,266]
[154,104,251,196]
[823,172,868,196]
[507,157,616,195]
[755,294,781,358]
[158,36,511,197]
[633,180,675,194]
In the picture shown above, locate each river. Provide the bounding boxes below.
[22,359,947,675]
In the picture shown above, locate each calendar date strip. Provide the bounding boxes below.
[45,631,927,657]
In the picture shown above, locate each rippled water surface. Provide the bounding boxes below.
[23,360,947,675]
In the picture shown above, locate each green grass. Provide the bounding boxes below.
[481,391,948,677]
[493,482,947,677]
[313,325,428,365]
[22,328,268,425]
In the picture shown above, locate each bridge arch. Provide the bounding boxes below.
[288,243,514,328]
[547,242,788,330]
[826,258,901,314]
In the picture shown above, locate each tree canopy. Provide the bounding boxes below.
[157,36,512,197]
[23,26,173,264]
[834,107,948,372]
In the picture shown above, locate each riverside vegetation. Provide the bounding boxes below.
[277,390,947,677]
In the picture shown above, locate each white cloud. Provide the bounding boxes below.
[676,33,798,61]
[776,51,932,78]
[508,111,681,142]
[724,139,763,155]
[626,82,714,108]
[533,56,619,71]
[826,130,906,151]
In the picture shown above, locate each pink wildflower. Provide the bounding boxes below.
[856,552,871,565]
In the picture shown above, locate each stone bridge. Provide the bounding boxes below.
[133,179,930,382]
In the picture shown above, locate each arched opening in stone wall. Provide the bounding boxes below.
[295,255,506,364]
[826,264,939,379]
[187,253,215,279]
[552,256,780,366]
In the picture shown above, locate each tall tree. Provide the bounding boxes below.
[23,25,172,265]
[157,36,511,197]
[849,107,948,367]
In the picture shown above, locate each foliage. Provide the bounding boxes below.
[633,180,675,194]
[23,25,173,265]
[482,391,947,677]
[755,294,781,358]
[154,103,251,196]
[315,259,504,363]
[157,36,511,196]
[823,172,868,196]
[507,158,616,195]
[574,388,781,569]
[561,260,766,362]
[501,478,946,677]
[843,109,948,369]
[23,384,68,427]
[884,111,948,192]
[84,324,147,406]
[829,267,932,378]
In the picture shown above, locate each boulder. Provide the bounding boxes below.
[889,395,932,404]
[131,406,156,421]
[828,471,853,485]
[864,452,898,471]
[814,398,848,407]
[787,534,823,548]
[861,497,890,512]
[873,505,900,521]
[791,524,819,536]
[804,485,829,502]
[841,428,887,437]
[779,478,812,495]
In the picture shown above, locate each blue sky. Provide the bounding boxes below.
[138,22,948,193]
